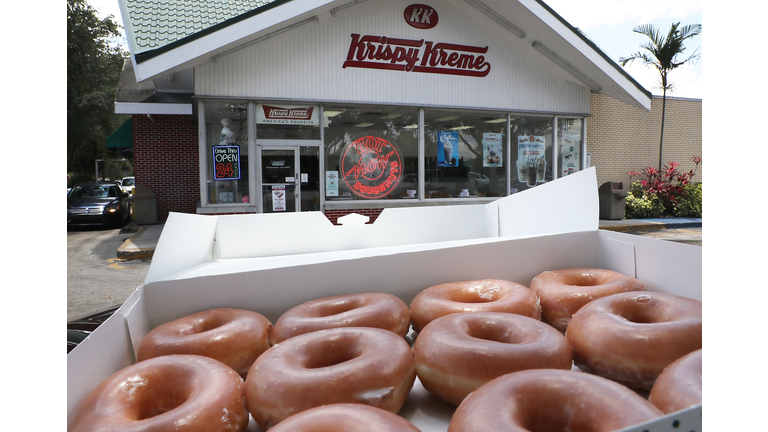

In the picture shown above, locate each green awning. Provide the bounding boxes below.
[106,118,133,148]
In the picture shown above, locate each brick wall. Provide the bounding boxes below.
[132,114,199,222]
[587,93,702,188]
[324,208,384,225]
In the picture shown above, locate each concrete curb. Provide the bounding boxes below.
[116,227,154,260]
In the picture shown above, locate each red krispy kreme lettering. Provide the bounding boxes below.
[343,33,490,77]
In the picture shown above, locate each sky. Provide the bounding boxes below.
[87,0,703,99]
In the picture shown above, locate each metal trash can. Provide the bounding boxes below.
[598,181,628,220]
[132,185,158,225]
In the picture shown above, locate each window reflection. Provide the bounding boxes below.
[423,109,507,198]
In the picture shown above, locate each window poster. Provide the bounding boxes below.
[438,131,458,167]
[517,136,546,186]
[213,145,241,180]
[560,130,581,176]
[326,171,339,197]
[483,133,503,167]
[272,185,286,211]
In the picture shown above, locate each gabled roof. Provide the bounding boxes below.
[121,0,279,56]
[118,0,652,110]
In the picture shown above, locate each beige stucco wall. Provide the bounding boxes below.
[587,93,702,188]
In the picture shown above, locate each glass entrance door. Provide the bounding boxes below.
[261,148,298,212]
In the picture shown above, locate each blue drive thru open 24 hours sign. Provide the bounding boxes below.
[213,146,241,180]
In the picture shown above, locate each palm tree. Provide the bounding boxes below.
[620,22,701,171]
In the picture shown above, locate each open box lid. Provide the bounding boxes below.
[146,168,599,283]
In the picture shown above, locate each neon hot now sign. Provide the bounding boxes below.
[343,33,491,77]
[340,133,403,199]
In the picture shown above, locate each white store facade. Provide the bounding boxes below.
[116,0,651,222]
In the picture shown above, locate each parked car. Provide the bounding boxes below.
[468,172,490,189]
[120,176,135,194]
[67,182,131,227]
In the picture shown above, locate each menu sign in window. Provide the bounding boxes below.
[213,145,241,180]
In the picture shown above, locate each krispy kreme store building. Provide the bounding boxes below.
[116,0,651,222]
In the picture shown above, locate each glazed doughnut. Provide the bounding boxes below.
[649,349,702,413]
[447,369,661,432]
[136,308,272,377]
[530,268,645,332]
[413,312,572,405]
[245,327,416,428]
[409,279,540,333]
[266,403,421,432]
[69,355,249,432]
[566,291,702,390]
[271,292,410,344]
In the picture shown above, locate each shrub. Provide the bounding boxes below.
[672,182,702,217]
[625,183,666,219]
[625,156,702,219]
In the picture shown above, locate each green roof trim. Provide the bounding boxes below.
[534,0,652,100]
[130,0,290,64]
[106,118,133,148]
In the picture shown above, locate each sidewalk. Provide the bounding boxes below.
[116,217,702,261]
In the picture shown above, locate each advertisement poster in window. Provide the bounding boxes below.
[213,146,241,180]
[272,186,286,211]
[517,136,545,187]
[482,133,503,167]
[438,131,458,167]
[560,130,581,176]
[326,171,339,197]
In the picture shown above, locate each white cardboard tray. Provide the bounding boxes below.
[67,168,702,431]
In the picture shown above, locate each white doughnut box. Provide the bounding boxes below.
[67,167,702,431]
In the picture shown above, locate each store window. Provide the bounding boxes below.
[323,105,419,200]
[558,118,584,177]
[423,109,507,198]
[510,115,554,191]
[204,101,250,205]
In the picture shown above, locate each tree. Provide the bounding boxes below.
[620,22,701,171]
[67,0,129,180]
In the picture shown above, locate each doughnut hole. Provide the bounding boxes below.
[609,294,676,324]
[464,320,534,345]
[134,387,190,420]
[311,297,364,317]
[514,389,594,432]
[301,337,363,369]
[183,315,230,334]
[123,368,196,420]
[562,272,611,286]
[446,283,502,303]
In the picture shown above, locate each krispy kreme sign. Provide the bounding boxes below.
[343,33,490,77]
[340,132,403,199]
[256,104,319,125]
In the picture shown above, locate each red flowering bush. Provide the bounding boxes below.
[625,156,701,218]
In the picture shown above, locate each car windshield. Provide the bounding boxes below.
[122,178,135,186]
[69,185,118,198]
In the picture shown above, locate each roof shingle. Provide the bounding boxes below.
[124,0,278,53]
